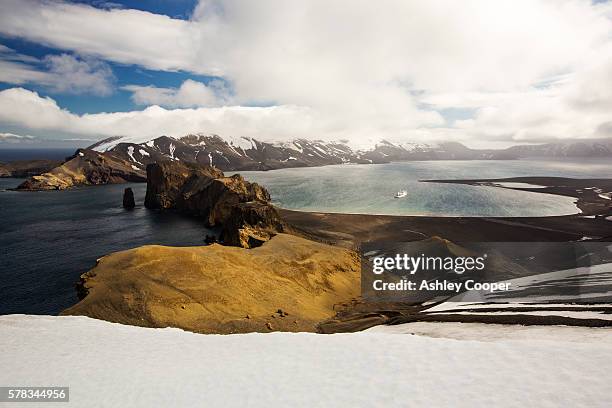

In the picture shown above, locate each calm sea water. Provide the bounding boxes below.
[0,180,211,315]
[238,159,612,217]
[1,158,611,315]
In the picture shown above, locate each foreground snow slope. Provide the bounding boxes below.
[2,315,612,408]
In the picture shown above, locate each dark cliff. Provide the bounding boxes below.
[144,161,283,247]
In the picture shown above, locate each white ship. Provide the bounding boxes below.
[394,190,407,198]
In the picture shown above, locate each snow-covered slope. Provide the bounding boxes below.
[88,133,518,172]
[91,134,372,171]
[2,315,612,407]
[450,262,612,304]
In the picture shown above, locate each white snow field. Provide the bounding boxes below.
[1,315,612,408]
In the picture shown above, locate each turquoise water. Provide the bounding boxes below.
[238,159,612,217]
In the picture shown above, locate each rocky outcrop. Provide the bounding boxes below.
[144,161,283,247]
[0,159,62,178]
[122,188,135,209]
[61,233,360,334]
[221,201,284,247]
[144,161,224,210]
[16,149,146,191]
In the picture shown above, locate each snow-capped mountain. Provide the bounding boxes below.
[89,133,516,172]
[19,134,611,190]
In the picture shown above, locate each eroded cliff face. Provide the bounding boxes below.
[16,149,145,190]
[144,161,223,209]
[144,161,283,248]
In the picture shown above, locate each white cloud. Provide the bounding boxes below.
[43,54,115,96]
[0,49,115,96]
[122,79,231,108]
[0,0,612,145]
[0,87,330,142]
[0,88,443,144]
[0,132,36,143]
[0,60,49,85]
[0,0,201,72]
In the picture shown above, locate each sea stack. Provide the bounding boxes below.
[123,187,135,209]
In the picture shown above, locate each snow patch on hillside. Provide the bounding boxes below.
[227,136,254,151]
[1,315,611,407]
[339,138,380,152]
[398,142,437,152]
[92,135,167,152]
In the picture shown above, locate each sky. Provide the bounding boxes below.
[0,0,611,149]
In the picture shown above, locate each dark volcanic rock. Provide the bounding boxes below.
[144,161,224,211]
[221,201,284,248]
[0,159,62,178]
[144,161,283,247]
[16,149,146,191]
[123,188,135,209]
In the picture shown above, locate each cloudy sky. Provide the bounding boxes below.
[0,0,611,149]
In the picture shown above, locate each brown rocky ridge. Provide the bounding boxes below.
[17,149,145,190]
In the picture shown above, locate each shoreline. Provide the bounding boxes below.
[281,209,611,249]
[423,176,612,216]
[275,206,582,219]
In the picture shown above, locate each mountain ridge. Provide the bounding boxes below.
[89,134,612,173]
[89,133,516,172]
[14,134,612,190]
